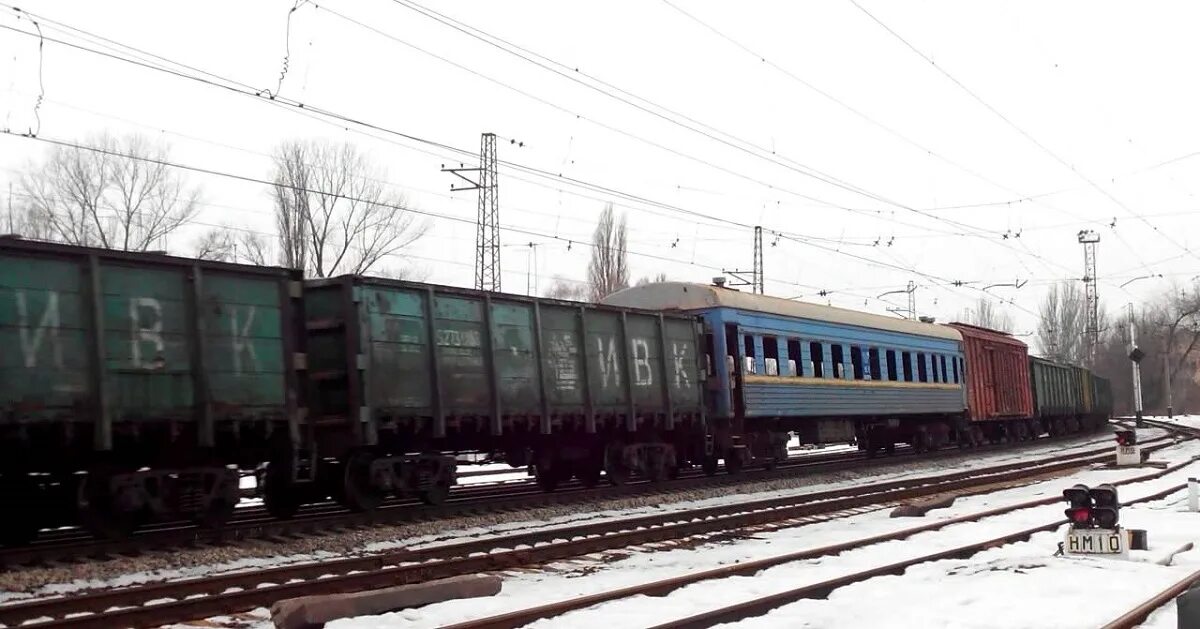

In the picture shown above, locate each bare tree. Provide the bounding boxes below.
[960,297,1014,332]
[192,227,237,261]
[635,272,669,287]
[20,133,199,251]
[543,275,589,301]
[271,139,428,278]
[586,203,629,301]
[1037,281,1088,363]
[2,192,53,240]
[192,227,272,265]
[1094,283,1200,415]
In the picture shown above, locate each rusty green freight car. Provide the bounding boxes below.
[295,276,708,507]
[0,237,302,542]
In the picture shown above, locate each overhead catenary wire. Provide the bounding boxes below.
[659,0,1163,276]
[321,1,1132,286]
[847,0,1198,269]
[0,5,1151,315]
[7,130,906,302]
[0,13,1004,291]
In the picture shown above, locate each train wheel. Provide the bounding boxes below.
[605,444,630,486]
[263,463,302,520]
[576,463,603,488]
[77,470,140,540]
[264,480,301,519]
[667,463,681,480]
[341,451,384,512]
[419,480,451,505]
[701,456,719,476]
[196,496,236,530]
[725,450,744,475]
[0,476,39,546]
[535,463,562,492]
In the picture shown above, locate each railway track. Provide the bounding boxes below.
[1100,568,1200,629]
[449,459,1199,629]
[0,433,1184,629]
[0,428,1116,566]
[0,445,876,566]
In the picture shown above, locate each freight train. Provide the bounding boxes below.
[0,238,1112,544]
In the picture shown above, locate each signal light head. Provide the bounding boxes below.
[1093,507,1119,529]
[1090,484,1119,508]
[1063,484,1091,506]
[1065,506,1092,524]
[1061,483,1121,529]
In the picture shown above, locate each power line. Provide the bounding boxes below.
[847,0,1200,267]
[0,7,1106,310]
[0,130,840,295]
[383,0,1056,242]
[659,0,1161,276]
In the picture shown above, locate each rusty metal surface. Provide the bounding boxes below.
[1101,567,1200,629]
[949,323,1033,421]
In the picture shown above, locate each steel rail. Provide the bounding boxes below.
[647,482,1192,629]
[0,437,1169,629]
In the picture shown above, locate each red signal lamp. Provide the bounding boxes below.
[1066,506,1092,524]
[1063,483,1094,529]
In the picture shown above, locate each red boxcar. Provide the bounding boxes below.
[948,323,1033,421]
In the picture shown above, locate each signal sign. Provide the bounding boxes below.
[1061,483,1128,558]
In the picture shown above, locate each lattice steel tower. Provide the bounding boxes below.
[1078,230,1100,362]
[752,226,764,294]
[476,133,500,291]
[441,133,501,292]
[722,225,764,294]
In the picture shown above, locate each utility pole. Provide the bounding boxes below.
[1078,230,1101,364]
[1164,338,1174,418]
[525,242,538,296]
[1128,302,1145,427]
[442,132,501,292]
[906,280,916,320]
[722,225,764,294]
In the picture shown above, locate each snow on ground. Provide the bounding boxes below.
[363,428,1156,554]
[329,438,1200,629]
[1143,414,1200,432]
[456,471,532,486]
[0,425,1163,604]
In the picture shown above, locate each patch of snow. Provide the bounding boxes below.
[330,440,1200,629]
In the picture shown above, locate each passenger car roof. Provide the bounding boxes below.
[602,282,962,341]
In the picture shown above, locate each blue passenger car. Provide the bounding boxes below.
[603,282,968,464]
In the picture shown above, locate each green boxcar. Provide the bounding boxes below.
[1029,356,1080,419]
[0,238,301,471]
[302,276,705,453]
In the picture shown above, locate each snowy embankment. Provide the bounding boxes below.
[0,424,1166,616]
[333,435,1200,629]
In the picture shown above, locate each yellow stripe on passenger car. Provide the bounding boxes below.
[743,375,962,390]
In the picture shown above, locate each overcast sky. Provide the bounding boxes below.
[3,0,1199,339]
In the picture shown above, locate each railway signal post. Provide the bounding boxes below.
[1115,429,1142,466]
[1127,302,1145,427]
[1062,483,1128,558]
